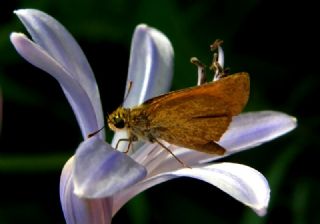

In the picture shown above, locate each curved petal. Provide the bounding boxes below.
[124,24,174,107]
[113,163,269,216]
[112,24,174,150]
[10,33,100,138]
[220,111,297,152]
[60,157,112,224]
[73,137,147,198]
[14,9,104,131]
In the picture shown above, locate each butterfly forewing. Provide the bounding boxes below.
[140,73,250,154]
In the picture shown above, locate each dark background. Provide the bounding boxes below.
[0,0,318,223]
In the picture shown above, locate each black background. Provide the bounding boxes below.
[0,0,318,223]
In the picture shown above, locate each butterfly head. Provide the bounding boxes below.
[107,107,130,131]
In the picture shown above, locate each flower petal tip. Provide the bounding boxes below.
[10,31,23,37]
[9,32,33,54]
[13,9,22,15]
[9,32,19,41]
[291,116,298,126]
[10,32,28,44]
[14,8,37,16]
[254,207,267,217]
[13,9,34,19]
[136,24,148,30]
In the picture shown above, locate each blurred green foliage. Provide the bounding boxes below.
[0,0,318,223]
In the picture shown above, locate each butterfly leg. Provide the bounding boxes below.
[152,138,191,168]
[115,135,137,153]
[115,138,130,151]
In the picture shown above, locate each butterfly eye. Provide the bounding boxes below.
[113,116,125,129]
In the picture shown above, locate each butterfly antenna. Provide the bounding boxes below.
[87,126,105,138]
[87,113,109,138]
[122,81,133,106]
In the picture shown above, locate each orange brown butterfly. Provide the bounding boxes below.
[93,40,250,166]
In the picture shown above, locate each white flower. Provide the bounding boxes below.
[10,9,297,224]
